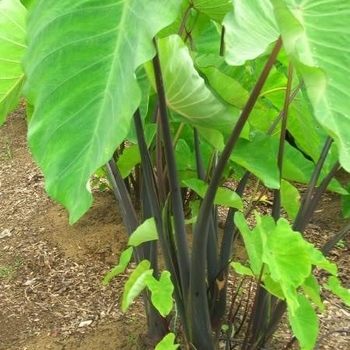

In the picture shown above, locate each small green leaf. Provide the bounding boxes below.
[341,183,350,218]
[102,247,133,286]
[122,260,153,312]
[234,212,263,276]
[117,145,140,179]
[324,276,350,307]
[175,139,195,171]
[301,275,325,312]
[306,244,337,276]
[230,262,254,277]
[199,66,249,108]
[288,294,318,350]
[155,333,179,350]
[281,180,300,220]
[145,271,174,317]
[128,218,158,247]
[183,178,243,209]
[197,127,225,150]
[263,275,284,299]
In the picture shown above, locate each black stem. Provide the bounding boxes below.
[133,109,187,327]
[293,137,334,231]
[220,26,225,56]
[295,161,339,235]
[106,159,139,236]
[189,37,283,349]
[272,64,293,220]
[322,220,350,255]
[194,128,206,180]
[267,81,303,135]
[152,38,190,292]
[156,119,166,204]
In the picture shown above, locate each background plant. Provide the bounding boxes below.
[1,0,350,349]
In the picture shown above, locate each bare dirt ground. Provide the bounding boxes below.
[0,107,147,350]
[0,107,349,349]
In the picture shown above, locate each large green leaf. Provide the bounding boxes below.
[193,0,231,23]
[288,95,328,163]
[22,0,182,223]
[233,132,345,194]
[198,66,249,108]
[194,17,222,54]
[145,35,240,134]
[271,0,350,172]
[231,134,280,189]
[183,178,243,209]
[0,0,26,125]
[223,0,279,65]
[20,0,38,9]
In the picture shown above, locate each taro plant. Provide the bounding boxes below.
[1,0,350,349]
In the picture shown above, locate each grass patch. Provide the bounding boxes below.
[0,257,24,279]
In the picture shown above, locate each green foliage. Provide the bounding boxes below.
[145,271,174,317]
[324,276,350,307]
[234,212,339,345]
[288,294,318,350]
[128,218,158,246]
[341,183,350,218]
[1,0,350,349]
[0,256,24,279]
[183,178,242,209]
[145,35,240,134]
[272,0,350,172]
[104,252,174,318]
[155,333,179,350]
[22,0,182,223]
[234,212,345,349]
[280,179,300,219]
[0,0,26,125]
[223,0,279,65]
[102,246,133,286]
[122,260,153,312]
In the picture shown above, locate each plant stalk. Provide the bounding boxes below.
[189,37,283,349]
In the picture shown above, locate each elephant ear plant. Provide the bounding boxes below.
[1,0,350,349]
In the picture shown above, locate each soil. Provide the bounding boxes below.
[1,106,349,349]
